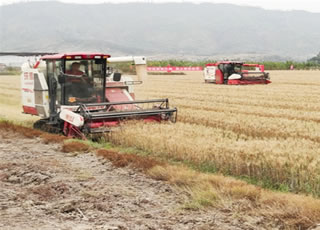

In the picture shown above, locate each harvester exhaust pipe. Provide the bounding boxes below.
[107,56,147,81]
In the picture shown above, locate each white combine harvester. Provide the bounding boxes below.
[1,52,177,139]
[203,61,271,85]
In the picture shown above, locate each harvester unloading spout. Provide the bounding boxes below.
[8,52,177,139]
[107,56,147,81]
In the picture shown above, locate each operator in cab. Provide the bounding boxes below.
[66,62,84,75]
[65,62,96,104]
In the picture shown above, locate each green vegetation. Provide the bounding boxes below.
[148,60,320,70]
[0,66,21,75]
[308,52,320,64]
[258,61,320,70]
[108,62,136,74]
[110,59,320,74]
[148,60,213,67]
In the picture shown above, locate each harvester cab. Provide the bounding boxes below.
[20,53,177,138]
[204,61,271,85]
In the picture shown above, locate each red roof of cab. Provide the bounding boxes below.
[41,53,111,60]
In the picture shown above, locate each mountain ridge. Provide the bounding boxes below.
[0,1,319,61]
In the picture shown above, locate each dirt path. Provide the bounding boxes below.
[0,132,270,230]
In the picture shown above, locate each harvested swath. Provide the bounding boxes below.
[96,149,164,171]
[0,120,42,138]
[0,120,67,142]
[62,141,90,153]
[147,165,320,229]
[41,133,68,144]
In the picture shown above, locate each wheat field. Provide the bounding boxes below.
[1,71,320,196]
[110,70,320,196]
[3,71,320,228]
[0,74,38,124]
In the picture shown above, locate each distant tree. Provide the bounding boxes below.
[308,52,320,64]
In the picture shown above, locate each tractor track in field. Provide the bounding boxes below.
[0,131,271,230]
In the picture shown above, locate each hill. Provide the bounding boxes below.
[0,2,319,61]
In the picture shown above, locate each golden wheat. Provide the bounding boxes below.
[111,71,320,196]
[1,71,320,195]
[0,75,38,123]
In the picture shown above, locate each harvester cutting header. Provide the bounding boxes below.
[204,61,271,85]
[19,52,177,138]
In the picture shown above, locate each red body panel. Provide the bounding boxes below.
[41,53,111,60]
[143,116,161,122]
[105,88,136,110]
[215,69,224,84]
[22,106,38,115]
[105,88,130,102]
[87,120,120,128]
[228,79,271,85]
[63,122,86,139]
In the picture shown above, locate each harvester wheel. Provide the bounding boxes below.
[33,119,47,131]
[33,119,62,134]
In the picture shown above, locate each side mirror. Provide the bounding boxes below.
[58,75,65,84]
[113,72,122,82]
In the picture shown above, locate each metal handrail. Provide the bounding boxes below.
[88,108,177,119]
[82,98,169,107]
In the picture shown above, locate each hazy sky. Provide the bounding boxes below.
[1,0,320,13]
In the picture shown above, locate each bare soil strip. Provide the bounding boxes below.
[0,131,271,230]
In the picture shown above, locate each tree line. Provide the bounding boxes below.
[148,60,320,70]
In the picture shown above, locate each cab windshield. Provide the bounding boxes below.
[234,64,242,73]
[63,59,105,105]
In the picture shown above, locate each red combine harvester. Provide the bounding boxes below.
[17,52,177,139]
[203,61,271,85]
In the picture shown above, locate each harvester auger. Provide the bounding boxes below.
[3,52,177,139]
[203,61,271,85]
